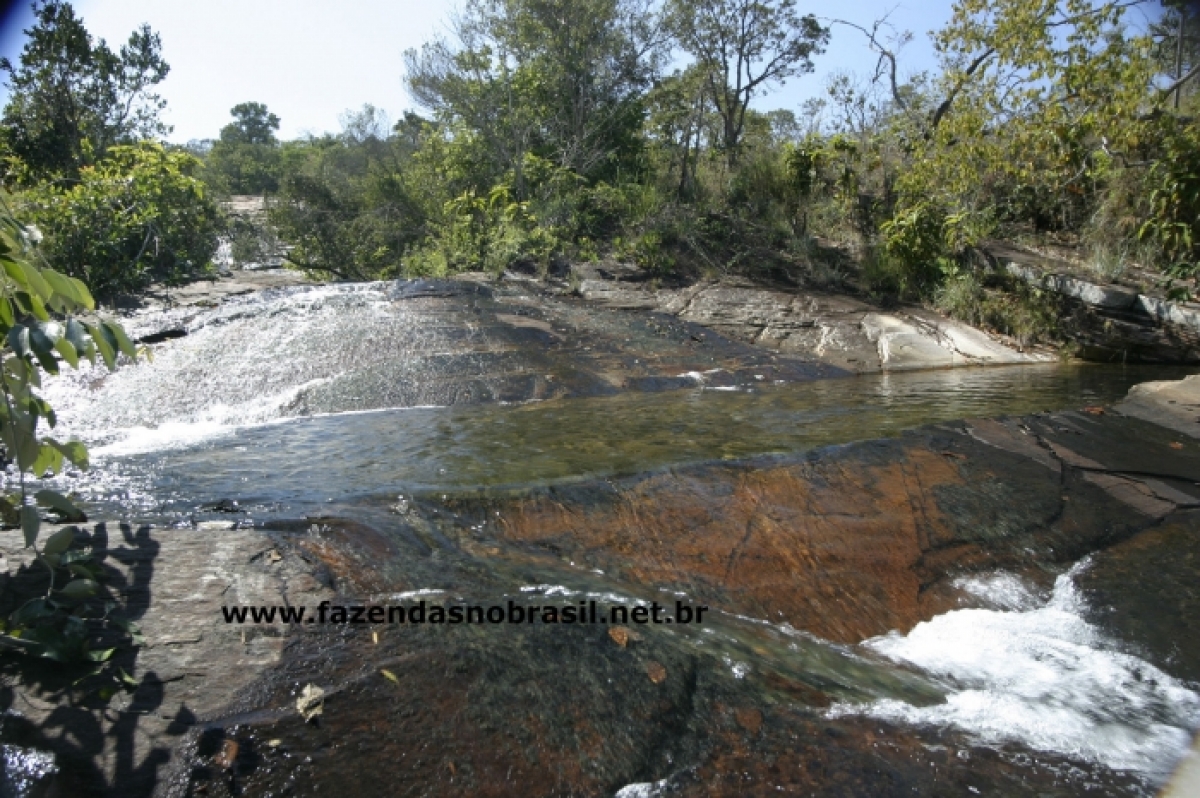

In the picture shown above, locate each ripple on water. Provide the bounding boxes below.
[0,743,57,797]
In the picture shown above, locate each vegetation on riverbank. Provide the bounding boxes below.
[0,0,1198,334]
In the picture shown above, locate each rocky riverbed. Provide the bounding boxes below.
[1,272,1198,797]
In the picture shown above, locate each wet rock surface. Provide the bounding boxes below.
[153,401,1200,797]
[4,270,1199,796]
[0,523,332,797]
[91,279,841,430]
[434,410,1200,645]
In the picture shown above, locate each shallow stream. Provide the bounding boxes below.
[11,281,1200,794]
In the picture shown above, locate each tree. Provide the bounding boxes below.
[206,102,282,194]
[667,0,828,164]
[645,65,713,199]
[270,133,429,281]
[220,101,280,145]
[0,0,170,181]
[863,0,1200,295]
[404,0,664,194]
[18,142,222,297]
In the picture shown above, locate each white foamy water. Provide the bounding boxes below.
[828,565,1200,783]
[39,283,413,452]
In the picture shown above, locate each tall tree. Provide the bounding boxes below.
[668,0,828,164]
[219,101,280,145]
[0,0,169,180]
[404,0,665,194]
[207,102,282,194]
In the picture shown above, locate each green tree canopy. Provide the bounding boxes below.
[404,0,665,195]
[219,101,281,146]
[0,0,170,181]
[667,0,828,164]
[18,142,221,297]
[206,102,283,194]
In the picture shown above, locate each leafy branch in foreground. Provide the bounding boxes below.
[0,192,142,665]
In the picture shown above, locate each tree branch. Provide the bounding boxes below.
[931,47,995,130]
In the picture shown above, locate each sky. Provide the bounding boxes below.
[0,0,958,143]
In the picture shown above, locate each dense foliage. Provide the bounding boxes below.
[234,0,1197,318]
[16,142,221,297]
[4,0,1198,320]
[0,0,169,182]
[0,2,219,298]
[205,101,283,194]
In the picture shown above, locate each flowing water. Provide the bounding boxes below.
[11,281,1200,794]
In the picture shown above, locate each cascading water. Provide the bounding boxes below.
[829,564,1200,784]
[11,279,1200,794]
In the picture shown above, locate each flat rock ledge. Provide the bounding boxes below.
[0,523,333,797]
[570,270,1052,373]
[1004,259,1200,362]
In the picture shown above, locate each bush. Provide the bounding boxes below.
[18,142,221,297]
[1137,120,1200,290]
[934,270,1065,348]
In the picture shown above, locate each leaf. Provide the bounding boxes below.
[110,616,145,646]
[85,647,115,662]
[45,438,89,470]
[646,661,667,684]
[53,337,79,368]
[68,562,97,579]
[10,598,53,626]
[42,526,78,556]
[20,504,40,548]
[25,291,48,321]
[5,407,40,471]
[84,322,117,370]
[17,262,53,303]
[213,738,239,770]
[59,547,90,565]
[0,297,12,328]
[296,683,325,722]
[64,319,89,354]
[68,278,95,311]
[32,443,63,476]
[381,668,399,684]
[35,489,86,522]
[104,321,138,360]
[1,258,29,292]
[59,579,98,599]
[41,270,84,308]
[6,325,30,358]
[0,494,19,526]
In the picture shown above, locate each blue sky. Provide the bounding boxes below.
[0,1,957,142]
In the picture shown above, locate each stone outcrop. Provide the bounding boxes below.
[1003,258,1200,362]
[6,267,1200,796]
[145,381,1200,798]
[571,269,1052,372]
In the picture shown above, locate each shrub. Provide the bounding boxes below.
[18,142,221,297]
